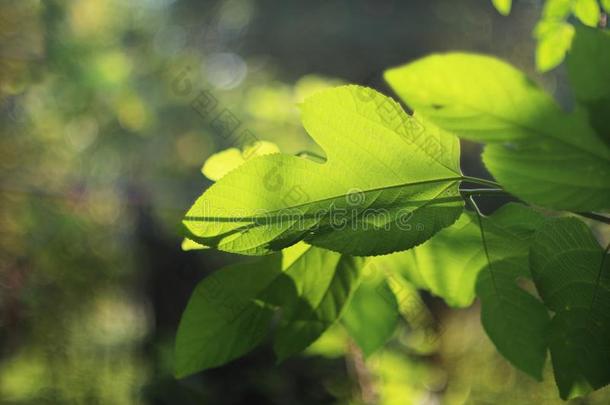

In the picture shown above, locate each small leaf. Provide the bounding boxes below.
[184,85,464,256]
[571,0,601,27]
[567,25,610,140]
[476,257,550,380]
[273,253,364,361]
[530,217,610,399]
[491,0,512,15]
[342,271,399,356]
[175,243,364,375]
[181,237,207,251]
[534,21,575,72]
[201,141,280,181]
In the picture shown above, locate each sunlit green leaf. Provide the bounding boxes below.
[491,0,512,16]
[385,53,577,142]
[530,217,610,399]
[201,141,280,181]
[534,21,575,72]
[184,85,463,256]
[385,53,610,211]
[571,0,600,27]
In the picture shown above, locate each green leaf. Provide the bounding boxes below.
[341,271,399,356]
[202,141,280,181]
[603,0,610,13]
[530,217,610,399]
[385,53,610,211]
[174,254,282,377]
[534,21,575,72]
[184,85,464,256]
[181,237,207,251]
[571,0,601,27]
[491,0,512,15]
[385,53,576,142]
[175,243,364,375]
[567,25,610,140]
[476,257,550,380]
[482,134,610,211]
[273,252,364,361]
[370,203,545,307]
[542,0,573,20]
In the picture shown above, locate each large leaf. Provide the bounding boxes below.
[175,243,363,376]
[384,53,577,142]
[370,203,545,307]
[530,217,610,399]
[567,26,610,141]
[184,85,464,256]
[385,53,610,211]
[341,269,399,357]
[476,257,550,380]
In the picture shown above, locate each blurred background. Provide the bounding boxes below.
[1,0,609,404]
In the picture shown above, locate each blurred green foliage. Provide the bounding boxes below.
[1,1,609,404]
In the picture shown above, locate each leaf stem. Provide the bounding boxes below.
[460,176,502,189]
[575,212,610,226]
[460,188,506,197]
[466,196,499,294]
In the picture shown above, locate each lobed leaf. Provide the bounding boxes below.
[183,85,464,256]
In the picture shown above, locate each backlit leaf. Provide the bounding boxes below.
[184,85,464,256]
[385,53,610,211]
[491,0,512,16]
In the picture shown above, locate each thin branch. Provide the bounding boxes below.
[575,212,610,226]
[346,340,377,405]
[460,176,502,189]
[467,195,498,294]
[460,188,507,197]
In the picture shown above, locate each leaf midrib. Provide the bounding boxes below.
[184,176,463,223]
